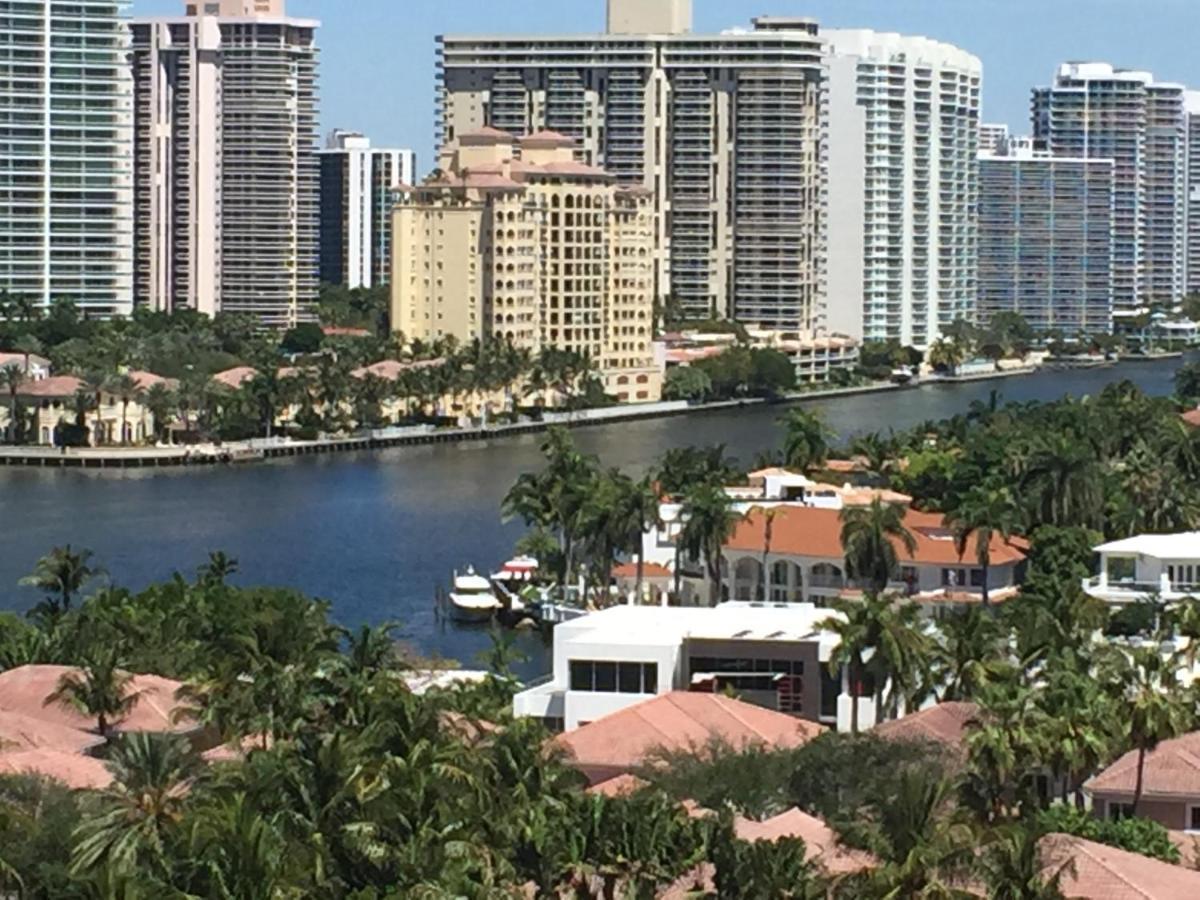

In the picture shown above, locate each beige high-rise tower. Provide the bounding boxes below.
[132,0,320,327]
[436,3,825,334]
[392,130,661,403]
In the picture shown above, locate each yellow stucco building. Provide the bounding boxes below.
[391,129,662,404]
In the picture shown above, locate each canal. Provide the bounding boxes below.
[0,356,1191,675]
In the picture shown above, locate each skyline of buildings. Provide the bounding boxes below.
[3,0,1200,350]
[318,129,415,290]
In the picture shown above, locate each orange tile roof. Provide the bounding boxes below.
[555,692,824,785]
[0,749,113,790]
[520,130,576,147]
[210,366,258,389]
[1182,409,1200,428]
[351,358,445,381]
[872,702,978,752]
[16,375,83,398]
[1040,833,1200,899]
[586,773,649,797]
[129,370,178,391]
[734,808,877,874]
[725,507,1028,567]
[0,709,105,755]
[0,665,193,736]
[1086,730,1200,800]
[321,326,371,337]
[458,126,515,144]
[612,562,672,579]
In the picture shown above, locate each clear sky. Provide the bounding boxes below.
[133,0,1200,173]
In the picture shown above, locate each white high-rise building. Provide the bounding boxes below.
[824,30,982,348]
[0,0,134,316]
[1185,91,1200,298]
[318,131,416,290]
[979,123,1010,155]
[1033,63,1187,312]
[437,1,826,333]
[131,0,320,327]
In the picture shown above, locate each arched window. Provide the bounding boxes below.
[733,558,764,603]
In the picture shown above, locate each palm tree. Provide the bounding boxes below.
[46,652,143,737]
[20,545,103,620]
[0,363,24,444]
[679,482,742,606]
[142,381,176,444]
[71,733,205,881]
[198,551,239,587]
[779,407,831,472]
[946,485,1023,607]
[935,606,1008,701]
[183,792,289,899]
[840,498,917,593]
[607,475,662,602]
[820,594,894,734]
[1020,433,1103,529]
[343,622,402,677]
[757,506,785,602]
[979,826,1069,900]
[106,372,140,445]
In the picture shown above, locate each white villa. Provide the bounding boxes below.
[1083,533,1200,605]
[514,601,879,733]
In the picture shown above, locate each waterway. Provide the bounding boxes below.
[0,356,1191,676]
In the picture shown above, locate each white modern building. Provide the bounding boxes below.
[437,0,826,333]
[1033,63,1187,312]
[513,602,858,731]
[978,147,1115,335]
[0,0,134,316]
[130,0,320,327]
[318,130,415,290]
[1186,91,1200,297]
[1083,533,1200,605]
[824,30,982,348]
[979,122,1010,155]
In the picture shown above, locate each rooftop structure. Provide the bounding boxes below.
[131,0,320,326]
[1040,833,1200,898]
[872,700,978,755]
[0,710,107,756]
[733,808,877,874]
[554,691,823,784]
[1083,532,1200,604]
[0,749,114,791]
[0,353,52,381]
[318,130,415,290]
[1085,729,1200,831]
[436,10,825,332]
[515,602,855,731]
[977,150,1115,335]
[0,0,134,316]
[824,30,982,348]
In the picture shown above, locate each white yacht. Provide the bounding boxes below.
[447,567,503,623]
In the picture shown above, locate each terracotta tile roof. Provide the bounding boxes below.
[16,375,83,398]
[1040,833,1200,899]
[210,366,258,389]
[458,126,516,143]
[519,130,577,147]
[351,358,445,382]
[612,562,672,579]
[1086,730,1200,800]
[734,808,877,874]
[823,458,869,474]
[129,370,178,391]
[1182,409,1200,428]
[872,702,979,752]
[202,734,271,764]
[554,692,824,785]
[321,326,371,337]
[0,749,113,790]
[725,507,1029,567]
[0,665,193,736]
[0,709,105,755]
[586,773,649,797]
[0,352,50,370]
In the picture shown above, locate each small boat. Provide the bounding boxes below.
[447,567,503,624]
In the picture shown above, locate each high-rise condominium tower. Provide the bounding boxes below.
[318,130,416,290]
[1033,63,1186,312]
[0,0,133,316]
[391,130,661,403]
[436,0,825,333]
[978,147,1114,335]
[1186,91,1200,297]
[824,30,982,349]
[979,123,1010,155]
[131,0,319,327]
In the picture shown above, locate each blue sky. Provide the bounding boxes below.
[134,0,1200,172]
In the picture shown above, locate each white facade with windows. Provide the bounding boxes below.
[1083,533,1200,604]
[1186,91,1200,297]
[0,0,134,316]
[824,30,982,348]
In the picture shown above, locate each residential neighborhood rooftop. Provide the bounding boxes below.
[1085,730,1200,799]
[1040,832,1200,899]
[1093,533,1200,559]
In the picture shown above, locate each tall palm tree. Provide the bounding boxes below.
[142,381,176,444]
[935,606,1008,702]
[0,364,24,444]
[105,372,141,445]
[946,485,1023,606]
[71,733,205,881]
[979,826,1069,900]
[19,544,103,620]
[679,482,742,606]
[46,652,142,737]
[1020,433,1103,529]
[12,334,43,374]
[779,407,832,472]
[840,498,918,593]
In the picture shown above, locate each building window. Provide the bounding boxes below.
[1107,801,1135,822]
[1190,805,1200,833]
[569,660,657,694]
[969,569,985,588]
[941,568,967,588]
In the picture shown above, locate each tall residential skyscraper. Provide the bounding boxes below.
[131,0,320,327]
[436,1,825,333]
[318,130,416,290]
[824,30,982,349]
[1032,63,1186,312]
[978,148,1114,335]
[1186,91,1200,297]
[391,130,661,402]
[0,0,133,316]
[979,123,1010,155]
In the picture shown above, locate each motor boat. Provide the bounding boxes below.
[489,556,540,616]
[447,567,503,624]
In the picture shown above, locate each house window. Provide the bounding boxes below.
[970,569,985,588]
[1190,805,1200,833]
[569,660,657,694]
[1107,801,1135,821]
[941,568,967,588]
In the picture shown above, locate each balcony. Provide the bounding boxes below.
[1083,574,1200,605]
